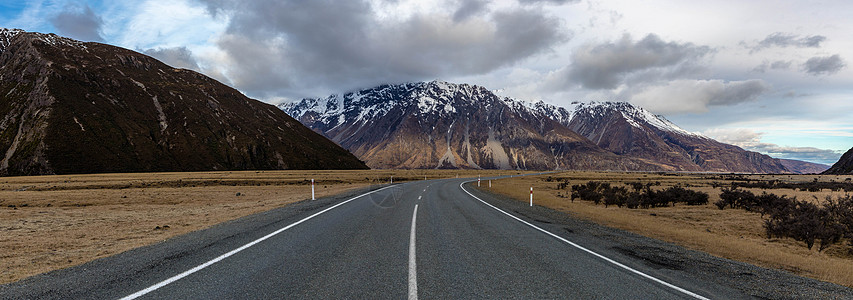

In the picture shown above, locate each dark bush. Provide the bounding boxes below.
[571,181,709,209]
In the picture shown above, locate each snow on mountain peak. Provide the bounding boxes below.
[0,28,88,52]
[281,81,703,140]
[574,101,701,137]
[0,28,24,51]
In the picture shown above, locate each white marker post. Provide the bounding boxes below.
[391,176,393,184]
[489,180,491,188]
[478,175,481,187]
[529,187,533,206]
[311,179,315,200]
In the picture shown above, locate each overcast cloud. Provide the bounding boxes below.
[143,47,200,71]
[563,34,711,90]
[630,79,770,114]
[49,3,103,41]
[197,0,568,99]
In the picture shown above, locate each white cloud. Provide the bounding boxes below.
[703,128,843,164]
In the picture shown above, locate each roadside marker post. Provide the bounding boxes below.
[489,180,491,188]
[391,176,393,184]
[311,179,315,200]
[530,187,533,206]
[478,175,481,187]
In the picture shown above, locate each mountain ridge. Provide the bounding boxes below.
[0,29,367,175]
[283,80,789,173]
[823,147,853,175]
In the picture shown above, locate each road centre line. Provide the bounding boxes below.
[459,181,709,300]
[408,204,419,300]
[120,185,397,300]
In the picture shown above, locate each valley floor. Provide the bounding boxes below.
[0,169,524,284]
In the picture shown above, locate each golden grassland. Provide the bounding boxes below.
[477,171,853,288]
[0,169,527,284]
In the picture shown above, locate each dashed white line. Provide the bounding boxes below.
[120,185,396,300]
[408,204,419,300]
[418,195,422,200]
[459,181,710,300]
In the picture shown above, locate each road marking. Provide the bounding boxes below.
[459,182,710,300]
[408,204,419,300]
[418,195,422,200]
[121,185,397,300]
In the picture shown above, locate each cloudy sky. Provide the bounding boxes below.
[2,0,851,165]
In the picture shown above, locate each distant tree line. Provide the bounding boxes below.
[566,181,708,209]
[716,188,853,252]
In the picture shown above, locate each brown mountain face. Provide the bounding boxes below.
[283,81,655,170]
[823,147,853,175]
[536,102,789,173]
[778,159,830,174]
[285,81,793,173]
[0,29,366,176]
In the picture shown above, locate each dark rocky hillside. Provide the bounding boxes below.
[778,159,829,174]
[823,147,853,175]
[0,29,366,175]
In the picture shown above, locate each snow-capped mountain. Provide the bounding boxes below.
[283,80,653,170]
[282,80,789,172]
[555,101,787,173]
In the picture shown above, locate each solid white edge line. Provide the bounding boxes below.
[408,204,419,300]
[459,181,710,300]
[121,184,398,300]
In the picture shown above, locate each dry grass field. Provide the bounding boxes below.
[0,169,525,284]
[477,171,853,288]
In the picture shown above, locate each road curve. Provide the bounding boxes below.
[2,177,851,299]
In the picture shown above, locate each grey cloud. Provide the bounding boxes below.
[518,0,578,4]
[566,34,712,89]
[752,60,792,73]
[630,79,770,114]
[802,54,846,76]
[749,32,826,52]
[198,0,568,99]
[49,4,104,41]
[710,80,770,106]
[143,47,200,71]
[453,0,488,22]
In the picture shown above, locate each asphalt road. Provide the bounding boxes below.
[3,177,852,299]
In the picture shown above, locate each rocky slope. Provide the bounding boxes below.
[284,81,791,173]
[0,29,366,175]
[537,101,788,173]
[778,159,830,174]
[823,147,853,175]
[283,81,654,170]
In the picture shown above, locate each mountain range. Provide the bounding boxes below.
[282,80,816,173]
[0,28,366,176]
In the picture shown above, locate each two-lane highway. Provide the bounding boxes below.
[3,177,851,299]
